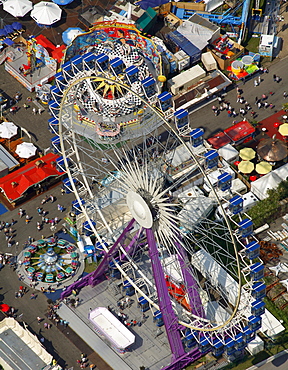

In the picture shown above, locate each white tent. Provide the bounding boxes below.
[179,197,214,232]
[218,144,239,163]
[251,171,282,200]
[273,163,288,181]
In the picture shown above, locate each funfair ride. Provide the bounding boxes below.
[50,22,265,370]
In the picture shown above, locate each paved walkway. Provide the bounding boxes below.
[58,303,133,370]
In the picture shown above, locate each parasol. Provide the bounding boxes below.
[0,303,10,313]
[31,2,62,26]
[238,161,254,174]
[279,123,288,137]
[15,142,37,159]
[239,147,256,161]
[257,134,287,162]
[62,27,84,45]
[255,162,273,175]
[3,0,33,18]
[0,121,18,139]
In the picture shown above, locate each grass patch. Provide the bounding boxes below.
[84,260,99,273]
[242,35,260,54]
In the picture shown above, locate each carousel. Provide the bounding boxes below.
[21,238,80,284]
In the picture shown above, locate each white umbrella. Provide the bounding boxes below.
[15,142,37,159]
[31,2,62,26]
[3,0,33,18]
[0,121,18,139]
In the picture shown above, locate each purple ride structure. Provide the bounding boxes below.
[49,24,265,370]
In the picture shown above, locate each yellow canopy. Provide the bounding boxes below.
[239,147,256,161]
[238,161,254,174]
[255,162,272,175]
[279,123,288,137]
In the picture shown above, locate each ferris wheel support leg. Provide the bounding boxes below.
[88,218,136,287]
[146,228,186,364]
[176,241,205,318]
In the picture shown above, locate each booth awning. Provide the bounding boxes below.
[0,153,63,202]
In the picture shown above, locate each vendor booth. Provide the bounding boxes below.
[89,307,135,353]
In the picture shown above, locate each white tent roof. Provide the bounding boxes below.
[273,163,288,180]
[251,171,282,200]
[218,144,239,162]
[179,197,214,231]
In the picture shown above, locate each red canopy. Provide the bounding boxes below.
[0,153,63,202]
[224,121,255,144]
[0,303,10,313]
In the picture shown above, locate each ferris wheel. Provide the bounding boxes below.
[49,41,265,368]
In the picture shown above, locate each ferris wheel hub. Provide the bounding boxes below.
[127,191,153,228]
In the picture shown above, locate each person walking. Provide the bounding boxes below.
[257,101,262,109]
[38,108,42,115]
[284,91,287,99]
[254,80,258,87]
[32,107,37,115]
[25,215,30,224]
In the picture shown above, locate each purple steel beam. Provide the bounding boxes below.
[162,347,202,370]
[176,241,205,318]
[146,228,185,362]
[61,218,135,300]
[88,218,136,286]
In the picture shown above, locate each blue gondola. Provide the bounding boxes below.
[158,91,172,111]
[252,282,266,300]
[243,325,256,342]
[217,172,232,191]
[184,333,197,349]
[204,150,219,169]
[71,55,83,73]
[245,241,260,260]
[110,57,125,75]
[72,198,85,215]
[123,279,135,296]
[238,218,253,237]
[250,262,264,281]
[235,333,246,351]
[83,52,97,70]
[224,337,236,356]
[251,299,265,316]
[141,76,156,98]
[190,128,204,147]
[229,195,243,214]
[199,337,210,353]
[248,315,262,331]
[138,296,150,312]
[153,310,164,327]
[125,65,139,83]
[212,338,224,356]
[174,109,189,129]
[95,53,109,71]
[109,260,121,279]
[62,177,77,193]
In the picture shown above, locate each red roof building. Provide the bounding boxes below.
[207,131,232,149]
[0,153,64,203]
[224,120,255,145]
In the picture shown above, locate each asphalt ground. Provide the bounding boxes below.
[0,7,288,369]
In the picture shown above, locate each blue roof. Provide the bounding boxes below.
[83,52,97,63]
[48,117,59,124]
[174,108,188,119]
[62,62,72,71]
[250,262,264,273]
[204,150,219,160]
[51,136,60,145]
[251,299,265,309]
[72,198,85,207]
[71,55,83,65]
[62,177,77,187]
[110,57,124,68]
[137,0,168,10]
[167,30,201,59]
[95,53,109,63]
[229,195,243,206]
[218,172,232,182]
[125,65,139,75]
[238,218,253,228]
[246,241,260,252]
[190,128,204,139]
[252,282,266,292]
[158,91,172,102]
[142,76,155,87]
[248,315,261,324]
